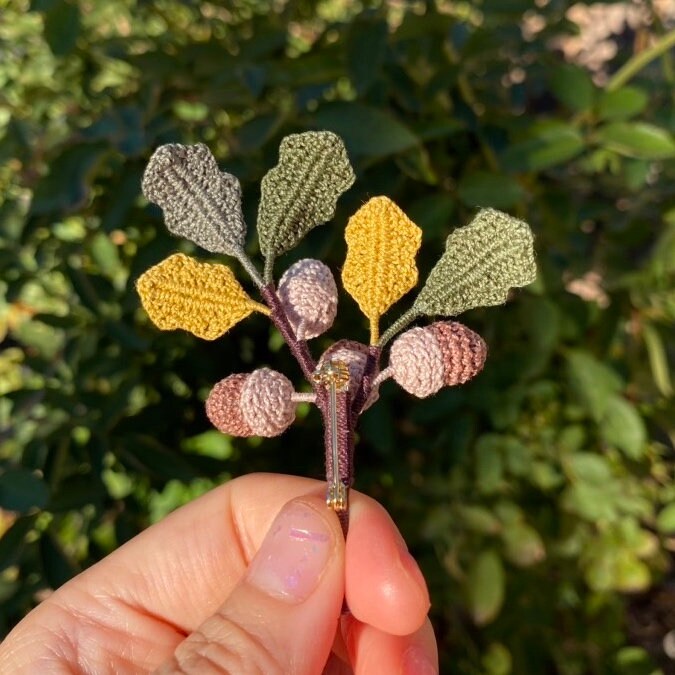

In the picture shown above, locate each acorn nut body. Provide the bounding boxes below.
[278,259,338,340]
[206,368,296,437]
[389,321,487,398]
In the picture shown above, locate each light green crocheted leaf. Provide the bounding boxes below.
[257,132,355,276]
[142,143,246,257]
[412,209,536,318]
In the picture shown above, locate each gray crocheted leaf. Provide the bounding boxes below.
[257,131,355,260]
[412,208,536,318]
[142,143,246,256]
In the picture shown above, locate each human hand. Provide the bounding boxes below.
[0,473,437,674]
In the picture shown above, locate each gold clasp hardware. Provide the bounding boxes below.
[313,360,350,514]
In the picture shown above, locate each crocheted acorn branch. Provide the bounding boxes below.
[136,131,537,533]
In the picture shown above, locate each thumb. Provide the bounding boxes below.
[155,497,345,675]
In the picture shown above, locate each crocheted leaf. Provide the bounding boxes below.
[342,197,422,344]
[257,131,355,272]
[136,253,269,340]
[412,208,536,318]
[142,144,246,256]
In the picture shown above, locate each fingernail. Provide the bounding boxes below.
[246,501,334,603]
[401,645,438,675]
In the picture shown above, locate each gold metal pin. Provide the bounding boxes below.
[313,360,350,514]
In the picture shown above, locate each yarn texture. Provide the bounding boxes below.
[430,321,488,385]
[342,196,422,344]
[412,208,536,318]
[136,253,269,340]
[278,258,338,340]
[240,368,296,437]
[390,327,445,397]
[257,132,355,267]
[206,373,253,436]
[142,143,246,257]
[390,321,487,397]
[318,340,373,399]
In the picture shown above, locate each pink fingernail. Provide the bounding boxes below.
[246,502,334,603]
[401,645,438,675]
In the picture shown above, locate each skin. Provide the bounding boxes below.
[0,473,438,674]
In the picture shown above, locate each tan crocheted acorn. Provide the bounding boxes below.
[206,368,296,437]
[277,259,338,340]
[389,322,488,398]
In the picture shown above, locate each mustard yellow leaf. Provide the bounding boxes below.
[136,253,269,340]
[342,197,422,343]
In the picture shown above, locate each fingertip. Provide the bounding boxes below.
[345,498,430,635]
[343,615,438,675]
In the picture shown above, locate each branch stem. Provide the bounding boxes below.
[607,28,675,91]
[263,256,275,284]
[237,252,265,289]
[259,284,316,381]
[378,308,420,347]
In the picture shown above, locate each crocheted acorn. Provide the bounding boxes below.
[206,367,296,437]
[277,259,338,340]
[318,340,372,399]
[389,321,487,398]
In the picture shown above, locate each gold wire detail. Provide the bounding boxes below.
[313,360,350,513]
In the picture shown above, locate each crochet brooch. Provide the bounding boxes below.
[136,132,536,533]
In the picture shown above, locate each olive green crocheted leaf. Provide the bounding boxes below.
[412,209,536,318]
[142,143,246,256]
[257,132,355,269]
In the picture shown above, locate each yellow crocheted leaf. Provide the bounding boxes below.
[342,197,422,344]
[137,253,269,340]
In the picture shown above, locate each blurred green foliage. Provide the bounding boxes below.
[1,0,675,672]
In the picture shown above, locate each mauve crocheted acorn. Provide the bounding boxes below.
[205,368,296,437]
[389,321,487,398]
[277,259,338,339]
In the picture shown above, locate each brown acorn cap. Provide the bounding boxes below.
[205,373,253,436]
[428,321,488,386]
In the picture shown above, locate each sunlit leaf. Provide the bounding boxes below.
[550,64,595,112]
[642,323,672,397]
[565,350,623,421]
[257,131,355,274]
[342,197,421,343]
[656,503,675,533]
[142,144,247,256]
[502,123,585,171]
[412,209,536,318]
[597,86,648,121]
[599,395,647,460]
[466,550,505,625]
[596,122,675,159]
[136,253,268,340]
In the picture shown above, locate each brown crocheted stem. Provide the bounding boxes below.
[260,285,384,539]
[351,345,382,416]
[260,284,317,381]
